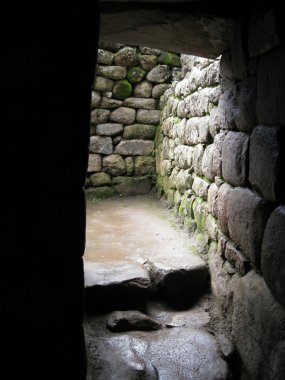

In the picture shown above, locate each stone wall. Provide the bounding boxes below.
[156,10,285,380]
[86,44,181,199]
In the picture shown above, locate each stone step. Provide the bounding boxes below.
[84,251,208,312]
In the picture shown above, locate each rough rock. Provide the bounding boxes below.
[124,97,156,110]
[96,65,127,80]
[225,241,250,276]
[227,187,272,269]
[114,47,138,67]
[123,124,156,140]
[96,123,123,136]
[146,65,171,83]
[144,253,208,307]
[134,81,153,98]
[87,154,101,173]
[249,125,284,202]
[205,214,218,241]
[103,154,127,176]
[110,107,136,124]
[93,76,114,92]
[185,116,211,145]
[222,131,249,187]
[173,145,193,170]
[217,183,233,235]
[139,47,161,55]
[138,54,157,71]
[112,176,152,196]
[261,206,285,308]
[232,271,285,380]
[91,91,101,108]
[89,136,113,155]
[125,157,134,176]
[193,144,204,176]
[113,136,122,145]
[113,79,133,100]
[134,156,156,175]
[152,83,170,99]
[208,183,219,218]
[136,109,161,125]
[85,186,117,201]
[107,310,162,332]
[91,109,110,125]
[158,51,181,67]
[127,66,146,83]
[115,140,154,156]
[97,49,114,65]
[192,176,210,199]
[90,172,111,187]
[100,97,123,109]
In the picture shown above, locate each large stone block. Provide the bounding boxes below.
[202,133,226,181]
[103,154,127,176]
[134,156,156,175]
[173,145,193,169]
[114,47,138,67]
[93,76,114,92]
[90,172,111,187]
[96,65,127,80]
[123,97,156,110]
[136,109,160,125]
[185,116,211,145]
[193,144,204,177]
[110,107,136,125]
[221,131,249,187]
[138,54,157,71]
[112,176,152,196]
[146,65,171,83]
[171,169,193,192]
[217,183,233,235]
[249,125,284,202]
[257,46,285,125]
[97,49,114,65]
[261,206,285,308]
[227,187,272,269]
[87,154,101,173]
[152,84,170,99]
[134,81,153,98]
[96,123,123,136]
[206,214,218,241]
[91,109,110,125]
[100,97,123,110]
[89,136,113,155]
[232,271,285,380]
[91,91,101,108]
[114,140,154,156]
[192,176,210,200]
[208,183,219,218]
[225,241,250,276]
[123,124,156,140]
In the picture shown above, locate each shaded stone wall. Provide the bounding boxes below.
[86,44,181,199]
[156,9,285,380]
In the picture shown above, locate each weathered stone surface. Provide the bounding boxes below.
[158,51,181,67]
[103,91,113,99]
[114,47,138,67]
[98,42,124,53]
[248,9,281,58]
[112,176,152,196]
[103,154,127,176]
[113,79,133,100]
[93,76,114,92]
[232,271,285,380]
[115,140,154,156]
[136,109,160,124]
[202,132,226,181]
[217,183,233,235]
[208,183,219,218]
[138,54,157,71]
[209,107,221,138]
[139,47,161,55]
[125,157,134,176]
[152,83,170,99]
[206,214,218,241]
[100,97,123,109]
[146,65,171,83]
[134,156,156,175]
[225,241,250,276]
[134,81,152,98]
[91,91,101,108]
[158,160,173,177]
[96,65,127,80]
[97,49,114,65]
[88,154,101,173]
[227,187,272,269]
[261,206,285,308]
[113,136,122,145]
[90,172,111,187]
[96,123,123,136]
[110,107,136,124]
[173,145,193,169]
[171,169,193,192]
[126,66,146,83]
[249,125,284,202]
[144,253,208,307]
[91,109,110,125]
[89,136,113,155]
[85,262,151,312]
[85,186,117,201]
[123,124,156,140]
[257,46,285,125]
[222,131,249,187]
[172,118,186,144]
[185,116,211,145]
[192,197,209,234]
[107,310,162,332]
[193,144,204,177]
[172,67,182,81]
[124,97,156,110]
[210,89,235,131]
[192,176,210,199]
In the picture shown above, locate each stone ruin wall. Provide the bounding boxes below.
[156,11,285,380]
[85,44,181,199]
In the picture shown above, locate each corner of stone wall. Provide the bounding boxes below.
[85,43,181,200]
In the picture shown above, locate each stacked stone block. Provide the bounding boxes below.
[86,44,181,199]
[156,9,285,379]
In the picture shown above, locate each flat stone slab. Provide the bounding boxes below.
[85,261,151,312]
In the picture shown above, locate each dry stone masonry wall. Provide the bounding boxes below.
[156,10,285,380]
[86,44,181,199]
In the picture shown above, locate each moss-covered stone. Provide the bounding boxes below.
[192,197,208,232]
[112,176,151,196]
[90,172,111,187]
[158,52,181,67]
[113,79,133,100]
[85,186,117,201]
[126,66,146,83]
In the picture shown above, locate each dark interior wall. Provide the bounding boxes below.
[0,6,99,380]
